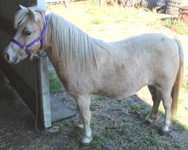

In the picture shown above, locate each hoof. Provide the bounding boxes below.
[143,119,152,125]
[82,136,92,144]
[158,129,169,136]
[77,123,84,128]
[79,141,90,148]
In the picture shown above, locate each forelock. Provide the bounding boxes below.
[14,6,45,29]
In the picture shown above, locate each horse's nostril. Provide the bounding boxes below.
[5,53,10,62]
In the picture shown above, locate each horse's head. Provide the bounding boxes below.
[4,5,46,63]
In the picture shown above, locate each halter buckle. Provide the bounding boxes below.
[34,51,47,58]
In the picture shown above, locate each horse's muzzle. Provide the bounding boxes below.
[4,51,19,64]
[4,53,10,62]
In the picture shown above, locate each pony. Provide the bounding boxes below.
[4,6,185,144]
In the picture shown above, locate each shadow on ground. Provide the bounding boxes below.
[0,77,188,150]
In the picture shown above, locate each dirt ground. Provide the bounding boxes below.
[1,4,188,150]
[1,78,188,150]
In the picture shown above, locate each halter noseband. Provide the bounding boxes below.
[11,16,48,56]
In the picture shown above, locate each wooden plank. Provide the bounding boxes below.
[0,15,15,36]
[0,54,37,116]
[0,16,38,115]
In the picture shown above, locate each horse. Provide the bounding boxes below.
[4,5,185,144]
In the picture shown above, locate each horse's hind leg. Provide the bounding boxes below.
[145,85,161,124]
[147,85,172,135]
[76,95,92,144]
[159,90,172,135]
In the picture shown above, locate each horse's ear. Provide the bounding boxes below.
[19,5,27,10]
[28,8,39,21]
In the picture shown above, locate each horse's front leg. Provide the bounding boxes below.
[76,95,92,144]
[77,115,84,128]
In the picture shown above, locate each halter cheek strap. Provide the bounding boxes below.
[11,16,48,56]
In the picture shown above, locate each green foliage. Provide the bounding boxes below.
[161,17,188,35]
[85,7,101,15]
[175,144,182,149]
[114,18,127,23]
[175,123,188,133]
[101,129,120,140]
[98,28,106,31]
[48,71,63,93]
[90,103,97,111]
[91,18,105,25]
[101,114,108,120]
[162,17,176,28]
[147,17,188,35]
[1,88,20,99]
[129,104,140,113]
[183,78,188,92]
[85,6,130,18]
[144,137,158,146]
[88,0,100,6]
[96,96,105,101]
[147,18,159,27]
[129,104,148,113]
[87,140,102,150]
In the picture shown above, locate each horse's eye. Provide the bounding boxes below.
[24,31,32,36]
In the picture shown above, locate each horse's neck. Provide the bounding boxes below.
[45,13,113,74]
[45,46,63,68]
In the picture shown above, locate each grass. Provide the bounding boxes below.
[101,129,121,141]
[144,137,158,146]
[114,18,127,23]
[147,16,188,35]
[174,121,188,133]
[85,7,101,15]
[48,71,63,93]
[128,103,149,115]
[91,18,105,25]
[183,76,188,92]
[90,103,97,111]
[161,17,188,35]
[85,5,131,18]
[95,96,106,101]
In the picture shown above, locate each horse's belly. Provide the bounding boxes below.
[94,84,139,100]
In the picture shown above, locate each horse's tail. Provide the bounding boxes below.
[171,39,185,119]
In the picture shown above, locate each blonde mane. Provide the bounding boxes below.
[47,12,113,71]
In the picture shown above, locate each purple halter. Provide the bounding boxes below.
[11,16,48,56]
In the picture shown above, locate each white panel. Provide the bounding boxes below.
[37,0,51,128]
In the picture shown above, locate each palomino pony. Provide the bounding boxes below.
[4,6,185,144]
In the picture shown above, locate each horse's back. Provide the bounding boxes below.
[113,33,179,69]
[113,33,178,54]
